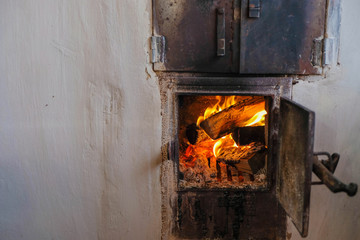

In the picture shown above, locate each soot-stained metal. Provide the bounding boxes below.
[156,1,357,239]
[160,76,292,239]
[240,0,326,74]
[153,0,326,74]
[277,98,315,237]
[153,0,238,73]
[175,191,286,239]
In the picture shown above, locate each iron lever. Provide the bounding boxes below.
[312,152,357,197]
[314,152,339,173]
[217,8,225,56]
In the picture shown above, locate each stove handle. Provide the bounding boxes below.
[312,153,357,197]
[216,8,225,57]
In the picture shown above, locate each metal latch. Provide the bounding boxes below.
[151,35,165,63]
[249,0,261,18]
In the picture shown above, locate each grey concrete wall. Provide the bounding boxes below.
[0,1,161,239]
[0,0,359,239]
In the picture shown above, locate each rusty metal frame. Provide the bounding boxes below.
[160,76,292,239]
[174,77,291,191]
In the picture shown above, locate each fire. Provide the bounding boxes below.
[213,134,238,157]
[245,110,267,126]
[211,109,267,157]
[194,96,239,157]
[197,96,237,126]
[180,96,270,187]
[196,96,267,158]
[213,139,222,157]
[184,97,267,168]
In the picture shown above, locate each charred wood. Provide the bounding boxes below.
[217,143,266,174]
[186,123,210,145]
[200,97,264,140]
[233,126,265,146]
[217,147,255,164]
[216,147,255,174]
[248,149,267,174]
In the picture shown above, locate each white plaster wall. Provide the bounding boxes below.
[288,0,360,239]
[0,1,161,240]
[1,0,360,239]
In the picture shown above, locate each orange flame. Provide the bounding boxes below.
[245,110,267,126]
[212,109,266,157]
[213,134,238,157]
[191,97,267,163]
[213,137,225,157]
[197,96,237,126]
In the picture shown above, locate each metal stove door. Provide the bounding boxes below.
[239,0,326,74]
[153,0,239,73]
[277,97,315,237]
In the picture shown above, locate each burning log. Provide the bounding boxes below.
[216,143,266,174]
[217,146,255,164]
[232,126,265,146]
[217,147,255,174]
[200,97,265,140]
[186,123,210,145]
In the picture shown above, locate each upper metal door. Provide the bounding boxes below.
[239,0,326,74]
[153,0,326,75]
[277,98,315,237]
[153,0,239,73]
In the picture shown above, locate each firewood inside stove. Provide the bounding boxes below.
[248,149,267,174]
[186,123,210,145]
[232,126,265,146]
[200,97,265,140]
[217,143,266,175]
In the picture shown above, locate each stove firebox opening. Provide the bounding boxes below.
[178,95,270,189]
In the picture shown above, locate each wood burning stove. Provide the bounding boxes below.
[159,76,356,239]
[153,0,357,239]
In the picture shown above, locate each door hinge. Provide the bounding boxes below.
[151,35,165,63]
[323,37,335,66]
[312,37,336,67]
